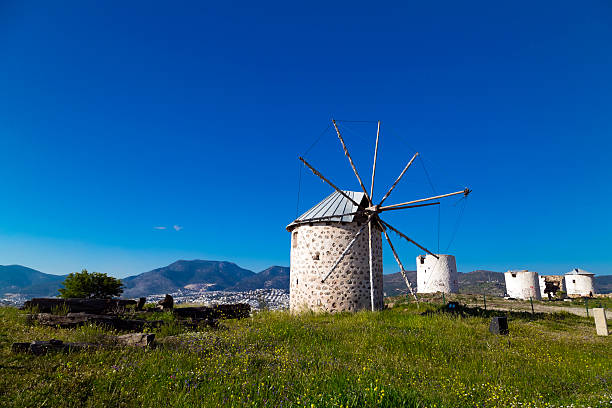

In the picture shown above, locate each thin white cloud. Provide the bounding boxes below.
[154,226,167,230]
[173,225,183,231]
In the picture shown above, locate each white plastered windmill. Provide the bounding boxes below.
[287,119,471,313]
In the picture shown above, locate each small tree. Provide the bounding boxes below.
[58,269,123,299]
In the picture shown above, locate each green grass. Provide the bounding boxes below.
[0,302,610,408]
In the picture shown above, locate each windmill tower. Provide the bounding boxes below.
[565,268,595,298]
[288,120,471,313]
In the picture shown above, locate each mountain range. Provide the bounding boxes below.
[0,260,291,298]
[1,261,610,298]
[121,260,257,298]
[0,265,67,297]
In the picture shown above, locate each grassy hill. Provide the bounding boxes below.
[1,299,610,407]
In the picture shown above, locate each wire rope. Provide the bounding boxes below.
[295,123,333,217]
[445,196,468,252]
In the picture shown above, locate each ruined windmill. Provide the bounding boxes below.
[287,120,471,313]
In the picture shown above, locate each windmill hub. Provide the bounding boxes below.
[365,205,380,214]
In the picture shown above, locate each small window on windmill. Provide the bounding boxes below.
[511,273,517,278]
[572,279,576,283]
[313,251,320,260]
[292,231,298,248]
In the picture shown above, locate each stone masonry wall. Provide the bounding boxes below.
[289,222,383,312]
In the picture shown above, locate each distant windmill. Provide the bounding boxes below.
[287,120,471,312]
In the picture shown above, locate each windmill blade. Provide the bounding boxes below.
[299,156,361,208]
[378,152,419,206]
[379,188,471,211]
[378,201,440,212]
[332,119,372,204]
[321,219,369,283]
[370,121,380,200]
[382,229,418,302]
[379,219,439,259]
[368,219,375,311]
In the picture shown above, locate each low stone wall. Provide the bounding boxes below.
[22,298,137,314]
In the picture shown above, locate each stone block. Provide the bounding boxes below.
[593,308,609,336]
[11,342,30,353]
[12,340,96,355]
[117,333,155,347]
[136,297,146,311]
[158,294,174,310]
[489,316,509,335]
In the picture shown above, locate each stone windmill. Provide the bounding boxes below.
[287,120,471,312]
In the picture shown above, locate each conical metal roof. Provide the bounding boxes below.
[287,191,367,231]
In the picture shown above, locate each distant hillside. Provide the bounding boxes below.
[122,260,255,297]
[383,270,506,297]
[458,270,506,296]
[228,266,290,291]
[0,265,66,297]
[3,260,609,299]
[595,275,612,294]
[383,270,417,296]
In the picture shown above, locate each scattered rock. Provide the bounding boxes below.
[12,340,98,355]
[174,304,250,320]
[215,303,251,319]
[173,306,215,319]
[11,343,30,353]
[136,297,146,311]
[489,316,509,335]
[22,298,137,314]
[12,334,154,355]
[116,333,155,347]
[158,294,174,310]
[30,312,162,331]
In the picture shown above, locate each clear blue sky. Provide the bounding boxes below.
[1,1,610,277]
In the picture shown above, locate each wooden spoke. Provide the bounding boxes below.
[332,119,371,203]
[370,120,380,201]
[379,188,470,211]
[378,201,440,212]
[299,156,361,208]
[321,219,370,283]
[368,219,375,311]
[379,219,439,259]
[382,229,418,301]
[378,152,419,206]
